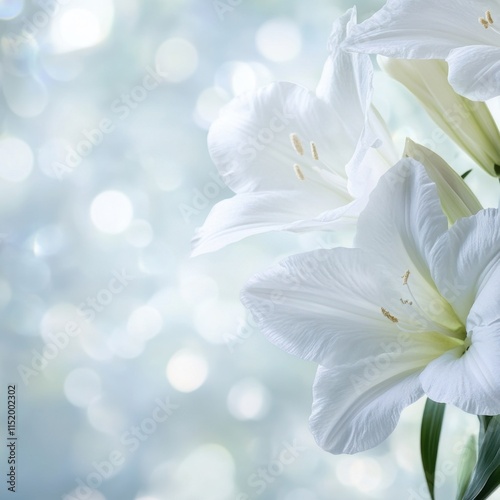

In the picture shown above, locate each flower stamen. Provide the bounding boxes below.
[310,141,319,160]
[290,133,304,156]
[401,270,452,336]
[479,10,500,34]
[381,307,399,323]
[294,164,305,181]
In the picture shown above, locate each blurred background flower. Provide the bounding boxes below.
[0,0,499,499]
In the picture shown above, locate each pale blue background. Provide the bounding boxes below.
[0,0,498,499]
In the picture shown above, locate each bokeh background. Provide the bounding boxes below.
[0,0,499,499]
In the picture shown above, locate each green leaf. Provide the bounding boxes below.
[478,416,493,449]
[421,398,446,500]
[463,416,500,500]
[461,169,473,179]
[456,435,477,500]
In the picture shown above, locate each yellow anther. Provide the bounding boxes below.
[290,133,304,156]
[480,10,496,29]
[381,307,399,323]
[310,141,319,160]
[402,270,410,285]
[294,164,305,181]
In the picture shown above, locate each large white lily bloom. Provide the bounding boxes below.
[344,0,500,101]
[192,8,397,256]
[242,159,500,454]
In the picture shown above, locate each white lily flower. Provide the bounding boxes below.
[192,8,398,256]
[242,159,500,454]
[379,57,500,177]
[344,0,500,101]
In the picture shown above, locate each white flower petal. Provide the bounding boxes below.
[347,136,397,199]
[447,45,500,101]
[345,0,495,59]
[430,209,500,324]
[421,210,500,414]
[317,8,396,195]
[242,248,400,367]
[420,324,500,415]
[355,160,463,333]
[241,247,461,368]
[191,190,357,256]
[356,160,448,277]
[208,82,353,194]
[316,8,375,154]
[310,364,424,454]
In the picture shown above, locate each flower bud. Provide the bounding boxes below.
[379,57,500,177]
[404,139,482,224]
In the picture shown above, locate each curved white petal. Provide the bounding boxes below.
[191,191,358,256]
[241,247,462,368]
[420,322,500,415]
[421,209,500,414]
[317,8,372,119]
[316,8,395,195]
[430,209,500,324]
[355,160,462,332]
[356,160,447,276]
[310,364,424,454]
[316,8,376,163]
[208,82,353,194]
[242,248,399,367]
[347,136,396,199]
[447,45,500,101]
[345,0,496,59]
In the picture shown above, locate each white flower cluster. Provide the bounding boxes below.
[195,1,500,464]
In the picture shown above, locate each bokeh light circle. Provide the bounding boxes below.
[90,190,133,234]
[166,349,208,393]
[0,137,34,182]
[155,38,198,83]
[227,378,271,420]
[127,305,163,341]
[256,19,302,62]
[0,0,23,20]
[57,8,105,50]
[64,368,102,408]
